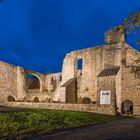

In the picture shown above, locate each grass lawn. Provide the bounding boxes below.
[0,108,125,139]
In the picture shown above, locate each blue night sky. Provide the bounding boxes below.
[0,0,140,73]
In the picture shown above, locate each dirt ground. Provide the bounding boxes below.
[32,118,140,140]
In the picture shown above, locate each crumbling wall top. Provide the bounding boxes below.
[105,25,126,44]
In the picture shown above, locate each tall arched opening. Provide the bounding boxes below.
[25,73,42,92]
[77,58,83,76]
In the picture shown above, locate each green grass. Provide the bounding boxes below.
[0,108,124,138]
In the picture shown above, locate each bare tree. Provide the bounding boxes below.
[123,9,140,44]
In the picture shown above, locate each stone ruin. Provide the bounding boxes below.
[0,26,140,116]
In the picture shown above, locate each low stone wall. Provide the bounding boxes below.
[0,102,116,115]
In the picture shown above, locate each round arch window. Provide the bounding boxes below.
[82,98,91,104]
[7,96,16,102]
[34,97,39,102]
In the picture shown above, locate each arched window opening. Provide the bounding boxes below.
[82,98,91,104]
[60,75,62,81]
[8,96,16,102]
[34,97,39,102]
[122,100,133,115]
[77,59,83,76]
[25,74,42,92]
[51,77,54,84]
[78,59,83,70]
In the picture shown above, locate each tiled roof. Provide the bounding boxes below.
[98,67,120,77]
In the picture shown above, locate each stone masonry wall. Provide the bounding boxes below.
[0,61,17,101]
[97,76,116,115]
[121,66,140,115]
[0,102,115,115]
[61,42,123,103]
[121,44,140,115]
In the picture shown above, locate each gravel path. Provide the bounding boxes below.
[32,118,140,140]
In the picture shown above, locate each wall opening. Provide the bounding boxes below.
[23,97,27,102]
[82,98,91,104]
[78,59,83,69]
[60,75,62,81]
[25,74,42,92]
[46,98,51,103]
[77,59,83,76]
[51,77,54,84]
[122,100,133,115]
[34,97,39,102]
[7,96,16,102]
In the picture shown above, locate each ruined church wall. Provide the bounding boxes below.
[121,66,140,115]
[75,48,98,102]
[121,45,140,115]
[45,73,61,92]
[16,68,48,101]
[16,67,27,100]
[103,43,122,68]
[0,61,17,101]
[0,63,57,102]
[61,43,123,103]
[61,47,100,102]
[125,44,140,66]
[44,73,62,102]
